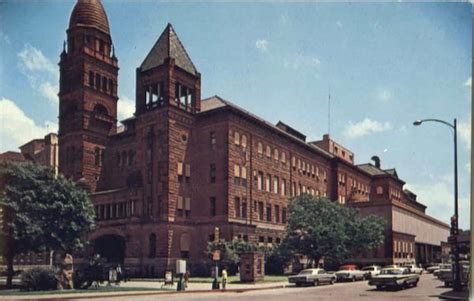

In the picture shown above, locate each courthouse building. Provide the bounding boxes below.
[8,0,448,275]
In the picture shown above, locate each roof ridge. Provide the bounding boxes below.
[167,24,197,74]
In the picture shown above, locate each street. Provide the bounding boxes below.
[74,274,450,301]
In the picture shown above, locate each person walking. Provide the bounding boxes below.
[221,268,228,290]
[184,270,190,288]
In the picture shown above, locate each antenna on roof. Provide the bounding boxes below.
[328,86,331,136]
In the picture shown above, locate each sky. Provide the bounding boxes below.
[0,1,471,229]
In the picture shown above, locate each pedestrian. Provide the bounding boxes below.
[116,264,122,285]
[184,270,190,288]
[221,267,228,290]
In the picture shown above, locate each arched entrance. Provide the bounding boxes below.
[93,235,126,264]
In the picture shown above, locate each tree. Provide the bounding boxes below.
[0,161,96,288]
[207,239,259,274]
[282,194,384,268]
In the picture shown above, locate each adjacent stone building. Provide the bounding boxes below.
[50,0,449,276]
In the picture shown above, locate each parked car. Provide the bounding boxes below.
[288,268,336,286]
[426,264,440,274]
[335,265,366,282]
[434,263,451,277]
[361,265,381,279]
[438,262,470,287]
[368,267,420,290]
[401,263,423,275]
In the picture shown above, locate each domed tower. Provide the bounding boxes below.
[58,0,119,191]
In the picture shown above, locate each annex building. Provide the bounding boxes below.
[1,0,450,276]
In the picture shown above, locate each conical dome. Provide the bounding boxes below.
[69,0,110,34]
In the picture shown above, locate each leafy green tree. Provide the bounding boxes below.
[207,239,259,274]
[282,194,384,268]
[0,161,96,288]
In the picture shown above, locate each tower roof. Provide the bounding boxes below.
[69,0,110,34]
[140,23,198,75]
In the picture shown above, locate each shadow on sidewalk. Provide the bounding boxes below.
[438,289,469,301]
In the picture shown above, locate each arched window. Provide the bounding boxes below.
[93,104,108,115]
[265,146,271,157]
[95,73,101,89]
[273,148,279,161]
[149,233,156,258]
[241,135,247,148]
[281,152,286,163]
[376,186,383,195]
[89,71,94,87]
[234,131,240,145]
[257,142,263,154]
[94,147,100,166]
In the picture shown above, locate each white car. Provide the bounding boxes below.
[369,267,420,290]
[335,266,366,282]
[362,265,381,279]
[401,263,423,275]
[288,268,336,286]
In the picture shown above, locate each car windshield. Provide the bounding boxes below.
[362,267,374,271]
[380,269,403,275]
[299,270,314,275]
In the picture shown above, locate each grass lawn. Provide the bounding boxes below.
[0,286,162,296]
[130,275,288,284]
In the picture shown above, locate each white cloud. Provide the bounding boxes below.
[0,98,58,153]
[376,88,393,103]
[17,44,59,106]
[283,55,320,70]
[343,118,392,139]
[39,82,58,104]
[464,77,471,87]
[255,39,268,52]
[117,95,135,121]
[458,117,471,149]
[406,175,470,230]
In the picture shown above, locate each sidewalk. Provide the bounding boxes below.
[438,290,469,301]
[0,280,289,300]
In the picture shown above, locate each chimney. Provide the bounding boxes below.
[371,155,381,168]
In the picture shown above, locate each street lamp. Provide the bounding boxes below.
[413,118,461,292]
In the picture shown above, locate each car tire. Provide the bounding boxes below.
[296,283,302,287]
[314,280,319,286]
[376,285,383,290]
[352,276,356,282]
[413,280,418,287]
[330,278,335,285]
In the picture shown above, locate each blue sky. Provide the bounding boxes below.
[0,1,471,228]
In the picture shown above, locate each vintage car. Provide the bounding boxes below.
[335,265,366,282]
[426,264,440,274]
[361,265,381,279]
[434,263,452,277]
[438,262,470,287]
[401,263,423,275]
[368,267,419,290]
[288,268,336,286]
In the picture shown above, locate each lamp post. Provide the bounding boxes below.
[413,118,461,292]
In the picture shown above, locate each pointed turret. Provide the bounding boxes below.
[136,23,201,115]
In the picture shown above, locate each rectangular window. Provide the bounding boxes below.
[281,180,286,196]
[185,164,191,183]
[282,208,287,223]
[234,164,241,185]
[177,162,184,182]
[241,166,247,187]
[210,197,216,217]
[184,197,191,217]
[275,205,280,223]
[235,197,241,218]
[258,201,264,220]
[266,204,272,222]
[177,196,184,217]
[265,175,271,192]
[257,171,264,190]
[273,176,279,194]
[210,132,216,150]
[242,200,247,219]
[210,164,216,183]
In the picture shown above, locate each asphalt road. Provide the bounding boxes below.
[75,274,450,301]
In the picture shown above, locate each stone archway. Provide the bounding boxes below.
[93,234,126,264]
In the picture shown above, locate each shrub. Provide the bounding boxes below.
[20,267,58,291]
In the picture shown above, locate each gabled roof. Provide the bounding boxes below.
[357,163,404,184]
[140,23,198,75]
[200,95,333,158]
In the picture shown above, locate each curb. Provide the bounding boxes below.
[5,284,288,301]
[438,292,469,301]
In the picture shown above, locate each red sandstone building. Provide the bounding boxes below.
[5,0,449,276]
